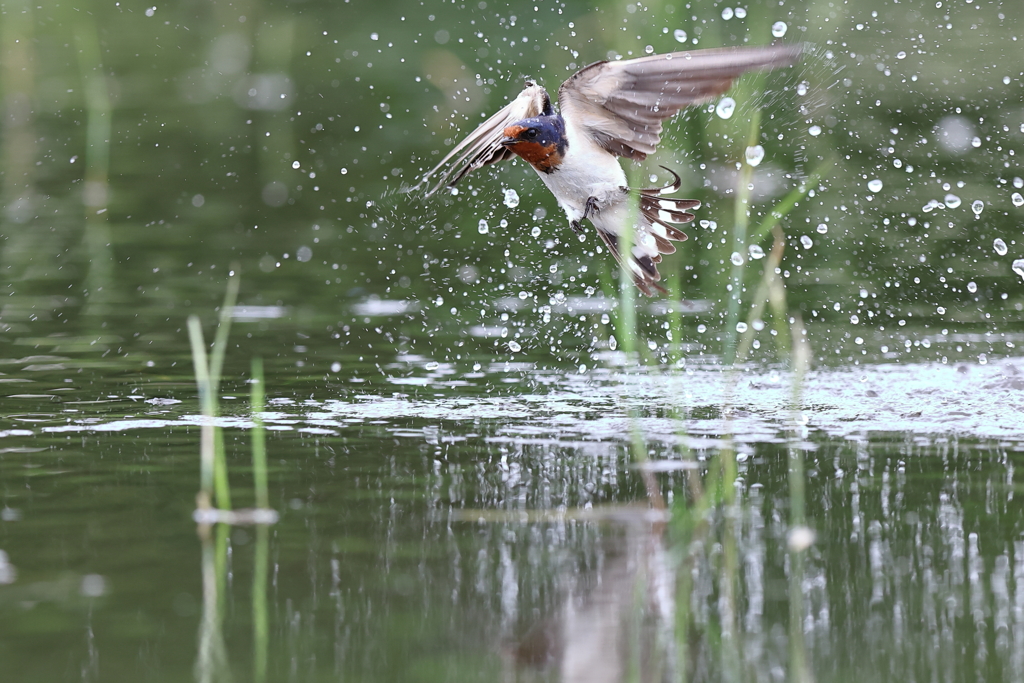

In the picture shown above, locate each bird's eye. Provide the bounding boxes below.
[524,128,539,139]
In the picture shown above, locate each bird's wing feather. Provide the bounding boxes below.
[558,44,802,161]
[414,84,549,196]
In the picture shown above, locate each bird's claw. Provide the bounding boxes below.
[569,196,599,234]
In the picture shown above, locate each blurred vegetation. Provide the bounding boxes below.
[0,0,1022,372]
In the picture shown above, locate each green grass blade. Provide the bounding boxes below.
[251,357,269,510]
[208,266,241,397]
[747,162,832,247]
[723,108,763,366]
[188,316,215,501]
[616,169,643,358]
[253,524,269,683]
[213,427,231,511]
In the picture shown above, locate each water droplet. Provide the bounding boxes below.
[647,340,658,350]
[808,125,822,136]
[508,340,521,353]
[503,188,519,208]
[936,306,946,315]
[1012,192,1024,207]
[800,235,813,249]
[735,322,748,333]
[530,226,541,237]
[994,238,1008,255]
[609,336,618,351]
[967,281,978,293]
[291,161,301,169]
[1015,177,1024,189]
[816,223,828,234]
[644,44,654,54]
[735,7,747,18]
[972,200,985,215]
[730,251,744,266]
[478,219,489,234]
[721,7,734,20]
[715,97,736,120]
[771,21,787,37]
[744,145,765,167]
[971,136,982,148]
[673,28,688,43]
[748,244,765,259]
[944,193,961,208]
[788,526,816,552]
[896,51,906,59]
[850,314,859,324]
[867,178,883,193]
[1013,259,1024,282]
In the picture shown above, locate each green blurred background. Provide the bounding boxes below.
[2,0,1022,369]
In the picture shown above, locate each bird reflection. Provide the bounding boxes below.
[503,510,672,683]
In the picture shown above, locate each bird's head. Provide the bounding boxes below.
[500,116,565,149]
[500,116,567,172]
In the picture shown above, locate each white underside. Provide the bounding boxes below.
[535,124,627,223]
[530,122,668,271]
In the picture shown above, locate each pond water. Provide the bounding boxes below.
[2,0,1024,681]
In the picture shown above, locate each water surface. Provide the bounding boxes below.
[2,0,1024,680]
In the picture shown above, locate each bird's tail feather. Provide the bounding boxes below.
[598,167,700,297]
[638,166,699,241]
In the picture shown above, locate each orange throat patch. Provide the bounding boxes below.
[508,140,562,174]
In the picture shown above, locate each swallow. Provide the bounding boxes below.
[416,44,802,295]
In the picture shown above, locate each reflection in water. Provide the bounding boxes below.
[555,523,671,683]
[486,438,1024,682]
[194,520,273,683]
[0,355,1023,680]
[195,524,231,683]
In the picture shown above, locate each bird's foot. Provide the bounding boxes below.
[570,219,585,235]
[582,196,599,221]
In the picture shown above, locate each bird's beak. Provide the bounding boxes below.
[499,136,518,147]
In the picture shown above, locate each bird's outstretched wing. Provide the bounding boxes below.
[414,83,550,196]
[558,44,802,161]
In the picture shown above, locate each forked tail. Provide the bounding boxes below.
[597,167,700,296]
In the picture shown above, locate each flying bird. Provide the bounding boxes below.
[417,44,802,295]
